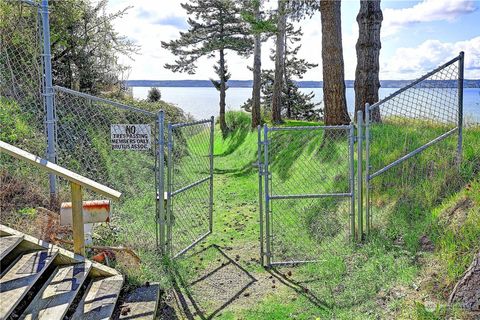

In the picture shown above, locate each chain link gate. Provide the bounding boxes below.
[161,117,215,258]
[258,124,356,267]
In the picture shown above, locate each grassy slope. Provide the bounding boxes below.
[170,111,479,319]
[3,96,478,318]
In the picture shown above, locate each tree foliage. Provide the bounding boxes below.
[147,87,161,102]
[49,0,137,94]
[162,0,253,135]
[243,24,320,121]
[241,0,276,128]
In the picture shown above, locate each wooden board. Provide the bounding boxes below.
[0,250,58,319]
[72,275,124,320]
[0,224,120,278]
[20,261,92,320]
[119,283,160,320]
[0,235,23,261]
[0,141,121,200]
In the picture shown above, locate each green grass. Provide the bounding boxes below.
[164,111,479,319]
[2,100,479,319]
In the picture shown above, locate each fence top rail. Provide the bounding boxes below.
[0,140,122,200]
[368,53,462,112]
[268,124,352,131]
[170,117,214,129]
[53,86,157,117]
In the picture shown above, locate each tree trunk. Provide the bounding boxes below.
[271,0,286,124]
[449,251,480,311]
[284,31,291,119]
[219,48,228,135]
[320,0,351,125]
[354,0,382,122]
[251,3,262,129]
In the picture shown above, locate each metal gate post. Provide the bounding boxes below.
[158,111,165,254]
[349,123,356,241]
[166,123,173,256]
[356,111,364,242]
[457,51,464,164]
[365,104,371,236]
[209,116,214,233]
[40,0,56,199]
[263,124,271,266]
[258,126,264,266]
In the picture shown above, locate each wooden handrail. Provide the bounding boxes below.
[0,141,121,199]
[1,140,122,256]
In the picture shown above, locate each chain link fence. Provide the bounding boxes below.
[0,0,45,155]
[365,53,480,238]
[165,118,214,258]
[0,0,52,230]
[259,124,355,266]
[53,86,161,253]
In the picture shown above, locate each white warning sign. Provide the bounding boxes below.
[111,124,151,150]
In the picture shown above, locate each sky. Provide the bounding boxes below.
[107,0,480,81]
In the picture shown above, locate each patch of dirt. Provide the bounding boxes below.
[166,242,303,318]
[419,235,435,252]
[440,196,474,231]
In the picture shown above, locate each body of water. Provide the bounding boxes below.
[132,87,480,122]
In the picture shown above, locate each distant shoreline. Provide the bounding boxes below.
[125,79,480,89]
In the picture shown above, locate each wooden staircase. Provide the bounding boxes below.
[0,142,161,319]
[0,224,125,320]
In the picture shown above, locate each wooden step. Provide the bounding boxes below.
[20,261,92,320]
[72,275,124,320]
[0,235,23,261]
[0,250,57,319]
[119,283,160,320]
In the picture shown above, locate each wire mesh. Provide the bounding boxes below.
[167,119,213,258]
[264,125,354,265]
[0,0,46,154]
[366,55,480,235]
[54,86,159,252]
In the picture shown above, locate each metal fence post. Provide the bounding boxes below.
[349,123,356,241]
[364,104,371,237]
[258,126,264,266]
[457,51,464,164]
[40,0,56,199]
[209,116,214,233]
[263,124,271,266]
[356,111,364,242]
[166,123,173,256]
[158,111,165,254]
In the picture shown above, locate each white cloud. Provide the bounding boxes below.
[383,0,477,36]
[382,36,480,79]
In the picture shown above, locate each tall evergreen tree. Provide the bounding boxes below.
[242,0,275,128]
[282,25,318,119]
[320,0,351,125]
[354,0,382,122]
[162,0,253,135]
[271,0,287,124]
[242,24,320,121]
[271,0,318,124]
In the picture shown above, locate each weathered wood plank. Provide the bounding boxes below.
[0,224,120,278]
[0,250,58,319]
[0,141,121,200]
[72,275,124,320]
[0,236,23,261]
[20,262,92,320]
[119,283,160,320]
